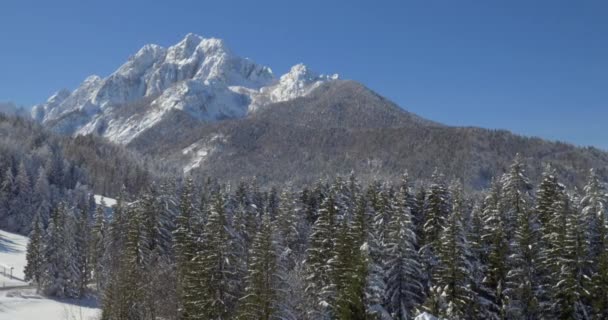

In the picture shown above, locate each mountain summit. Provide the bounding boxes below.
[32,33,338,144]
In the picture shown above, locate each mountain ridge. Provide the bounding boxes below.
[32,33,338,144]
[30,34,608,190]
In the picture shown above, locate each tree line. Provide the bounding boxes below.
[24,155,608,319]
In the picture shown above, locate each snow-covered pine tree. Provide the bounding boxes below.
[384,174,424,319]
[73,204,92,297]
[420,170,450,301]
[305,192,338,319]
[102,205,146,320]
[331,218,366,320]
[412,187,427,251]
[425,184,474,319]
[24,212,44,289]
[90,198,106,291]
[480,178,509,318]
[360,194,390,319]
[199,191,238,319]
[33,167,52,226]
[500,154,534,243]
[580,169,608,318]
[237,213,281,320]
[534,164,562,315]
[276,187,303,265]
[0,167,11,228]
[550,192,590,319]
[101,189,131,319]
[503,157,542,320]
[13,161,32,233]
[467,204,499,319]
[173,178,204,320]
[41,203,68,297]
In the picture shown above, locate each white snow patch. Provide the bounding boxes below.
[94,195,117,208]
[415,312,441,320]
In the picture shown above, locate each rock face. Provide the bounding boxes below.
[32,33,338,144]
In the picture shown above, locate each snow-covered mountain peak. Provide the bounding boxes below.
[33,34,337,144]
[256,64,339,104]
[47,89,71,105]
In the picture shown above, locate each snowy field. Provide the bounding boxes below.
[0,229,100,320]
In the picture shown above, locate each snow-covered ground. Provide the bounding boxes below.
[0,289,99,320]
[0,229,28,281]
[0,229,101,320]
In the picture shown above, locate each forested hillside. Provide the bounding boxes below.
[0,114,168,234]
[24,155,608,319]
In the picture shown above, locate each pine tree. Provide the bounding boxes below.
[41,203,68,297]
[384,175,423,319]
[74,205,91,297]
[33,167,52,225]
[306,193,338,319]
[501,154,533,242]
[425,184,474,319]
[481,179,509,318]
[237,214,281,320]
[13,161,32,233]
[361,194,389,319]
[535,164,562,315]
[24,212,44,289]
[125,206,147,319]
[276,188,302,261]
[332,218,366,320]
[550,192,590,319]
[173,178,203,320]
[199,191,237,319]
[468,204,499,320]
[421,170,450,302]
[90,198,107,291]
[580,169,608,318]
[503,159,542,320]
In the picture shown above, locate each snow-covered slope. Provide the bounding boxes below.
[0,230,28,281]
[0,289,99,320]
[0,229,100,320]
[33,33,338,144]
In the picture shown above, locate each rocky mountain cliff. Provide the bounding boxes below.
[33,33,337,144]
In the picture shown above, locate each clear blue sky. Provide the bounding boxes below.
[1,0,607,149]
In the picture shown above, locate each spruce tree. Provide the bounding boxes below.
[199,191,237,319]
[580,169,608,318]
[426,184,474,319]
[384,176,423,319]
[481,179,509,318]
[24,212,44,289]
[550,192,589,319]
[306,193,338,318]
[90,198,107,291]
[41,203,68,297]
[237,214,280,320]
[504,170,542,319]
